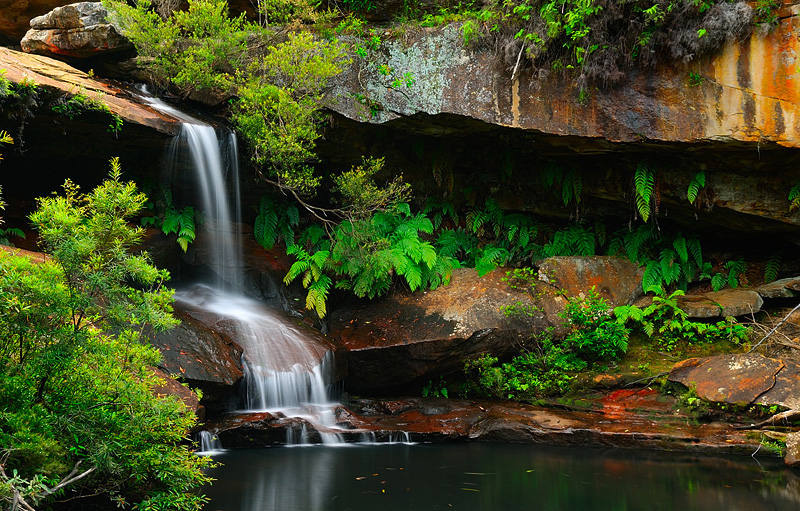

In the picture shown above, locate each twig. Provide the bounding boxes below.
[736,408,800,430]
[511,42,525,84]
[624,371,668,388]
[748,301,800,353]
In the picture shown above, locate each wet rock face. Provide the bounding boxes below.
[21,2,133,59]
[149,308,245,413]
[668,353,800,409]
[325,13,800,235]
[329,261,645,394]
[537,256,644,306]
[328,267,548,393]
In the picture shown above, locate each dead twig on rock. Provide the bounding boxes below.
[748,301,800,353]
[736,408,800,430]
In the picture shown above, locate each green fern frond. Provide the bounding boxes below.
[672,235,688,263]
[687,171,705,205]
[789,182,800,211]
[711,272,725,291]
[634,163,655,222]
[764,252,781,284]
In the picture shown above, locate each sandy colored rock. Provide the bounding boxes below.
[756,277,800,299]
[0,46,180,135]
[21,2,133,59]
[755,360,800,411]
[705,289,764,317]
[785,432,800,467]
[676,289,763,318]
[668,353,784,405]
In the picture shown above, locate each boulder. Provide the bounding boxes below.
[0,0,69,44]
[785,432,800,467]
[675,289,764,318]
[0,46,180,136]
[149,308,245,413]
[537,256,644,306]
[150,367,203,421]
[328,267,560,393]
[756,277,800,299]
[668,353,784,405]
[21,2,133,59]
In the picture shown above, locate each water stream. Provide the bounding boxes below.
[140,89,345,444]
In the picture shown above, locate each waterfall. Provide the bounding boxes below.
[196,430,224,454]
[139,88,344,445]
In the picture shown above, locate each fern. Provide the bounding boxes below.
[634,163,655,222]
[687,171,705,205]
[475,246,510,276]
[140,185,198,252]
[789,182,800,211]
[254,196,299,250]
[725,259,746,288]
[764,252,781,284]
[711,272,726,291]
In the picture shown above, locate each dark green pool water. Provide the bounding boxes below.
[202,443,800,511]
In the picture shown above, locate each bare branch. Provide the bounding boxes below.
[736,408,800,430]
[748,301,800,353]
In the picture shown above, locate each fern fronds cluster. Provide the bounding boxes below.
[254,195,299,250]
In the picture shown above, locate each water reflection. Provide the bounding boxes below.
[203,443,800,511]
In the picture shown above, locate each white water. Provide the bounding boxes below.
[139,88,346,445]
[196,430,225,455]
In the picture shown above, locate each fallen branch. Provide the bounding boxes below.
[748,301,800,353]
[736,408,800,430]
[0,457,96,511]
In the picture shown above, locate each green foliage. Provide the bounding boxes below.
[754,0,780,25]
[539,223,598,258]
[332,156,411,216]
[255,0,334,25]
[634,162,656,222]
[50,88,123,136]
[232,32,350,197]
[688,71,704,86]
[686,170,705,205]
[561,288,629,361]
[464,198,539,275]
[0,162,210,510]
[108,0,249,93]
[468,288,628,400]
[141,185,199,252]
[615,290,750,350]
[421,376,449,398]
[788,181,800,212]
[253,195,299,250]
[285,204,456,317]
[608,225,704,294]
[764,252,781,284]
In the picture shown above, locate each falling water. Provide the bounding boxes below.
[196,430,224,455]
[138,88,345,444]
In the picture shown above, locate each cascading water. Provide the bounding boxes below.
[138,88,345,444]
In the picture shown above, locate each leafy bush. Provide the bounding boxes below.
[285,203,456,317]
[614,290,750,351]
[561,288,629,361]
[0,161,211,510]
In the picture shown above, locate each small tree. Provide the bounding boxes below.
[0,160,211,511]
